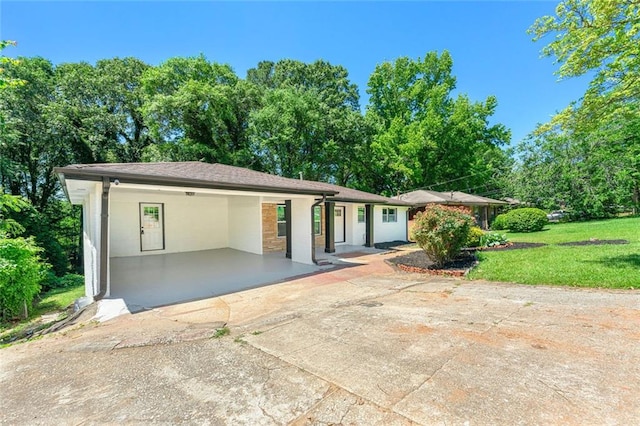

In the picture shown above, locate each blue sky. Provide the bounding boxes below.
[2,1,590,146]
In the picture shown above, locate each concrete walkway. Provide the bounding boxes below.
[2,251,640,425]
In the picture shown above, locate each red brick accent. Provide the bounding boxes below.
[261,203,325,253]
[262,203,285,253]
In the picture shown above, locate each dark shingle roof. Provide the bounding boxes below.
[395,189,507,206]
[56,162,410,205]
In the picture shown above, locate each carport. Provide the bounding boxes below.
[109,248,323,311]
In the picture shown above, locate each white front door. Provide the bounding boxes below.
[140,203,164,251]
[334,206,345,243]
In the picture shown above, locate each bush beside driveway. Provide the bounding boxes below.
[2,252,639,425]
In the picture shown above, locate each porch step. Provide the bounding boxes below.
[316,259,332,266]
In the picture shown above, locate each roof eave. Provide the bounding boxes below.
[55,167,339,197]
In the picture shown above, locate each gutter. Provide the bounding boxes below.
[96,176,110,301]
[311,195,327,265]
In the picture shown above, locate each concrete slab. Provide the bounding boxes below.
[2,252,639,424]
[109,248,323,311]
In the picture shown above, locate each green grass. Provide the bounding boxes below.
[1,284,84,335]
[33,285,85,316]
[468,217,640,289]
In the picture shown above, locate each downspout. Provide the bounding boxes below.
[95,176,110,301]
[311,194,326,265]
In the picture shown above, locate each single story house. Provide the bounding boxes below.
[395,189,507,231]
[55,162,411,304]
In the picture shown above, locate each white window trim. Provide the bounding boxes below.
[382,207,397,223]
[314,206,322,235]
[277,204,287,238]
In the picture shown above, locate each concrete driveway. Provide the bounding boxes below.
[2,251,639,425]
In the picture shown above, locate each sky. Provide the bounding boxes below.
[1,0,591,147]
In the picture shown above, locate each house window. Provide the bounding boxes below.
[382,208,397,223]
[277,204,287,237]
[357,207,365,223]
[314,206,321,235]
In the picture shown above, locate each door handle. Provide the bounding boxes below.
[141,228,144,235]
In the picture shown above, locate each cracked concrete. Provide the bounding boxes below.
[2,251,640,424]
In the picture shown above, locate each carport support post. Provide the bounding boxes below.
[324,201,335,253]
[285,200,292,259]
[365,204,374,247]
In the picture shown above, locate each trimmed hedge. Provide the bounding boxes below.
[491,214,509,231]
[494,208,548,233]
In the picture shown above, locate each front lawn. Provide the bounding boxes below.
[468,217,640,288]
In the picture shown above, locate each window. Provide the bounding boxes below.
[277,204,287,237]
[382,208,397,223]
[357,207,366,223]
[314,206,322,235]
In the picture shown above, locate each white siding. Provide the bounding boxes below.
[290,198,314,265]
[109,189,229,257]
[374,206,409,243]
[228,196,262,255]
[82,182,102,297]
[343,203,366,246]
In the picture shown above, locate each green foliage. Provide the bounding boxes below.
[525,1,640,218]
[247,59,366,184]
[510,119,640,218]
[0,191,30,237]
[480,232,509,247]
[364,51,511,195]
[466,226,484,248]
[0,40,25,90]
[501,208,549,233]
[411,205,474,267]
[0,237,48,319]
[212,327,230,339]
[141,55,252,165]
[491,213,509,231]
[529,0,640,128]
[42,272,84,292]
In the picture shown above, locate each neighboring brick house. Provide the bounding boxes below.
[395,189,507,233]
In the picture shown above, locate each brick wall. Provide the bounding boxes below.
[261,203,326,253]
[262,203,285,253]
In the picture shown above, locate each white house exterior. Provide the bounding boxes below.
[56,162,411,301]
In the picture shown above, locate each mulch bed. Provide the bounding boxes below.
[386,251,477,277]
[556,239,629,246]
[479,242,548,251]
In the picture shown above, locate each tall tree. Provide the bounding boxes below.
[511,117,640,218]
[529,0,640,128]
[0,57,75,209]
[365,51,510,195]
[140,55,256,166]
[247,59,367,183]
[94,57,152,162]
[524,0,640,215]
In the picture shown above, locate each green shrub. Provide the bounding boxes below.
[480,233,509,247]
[491,213,509,230]
[411,205,474,267]
[41,273,84,292]
[504,208,548,232]
[0,237,49,319]
[466,226,484,248]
